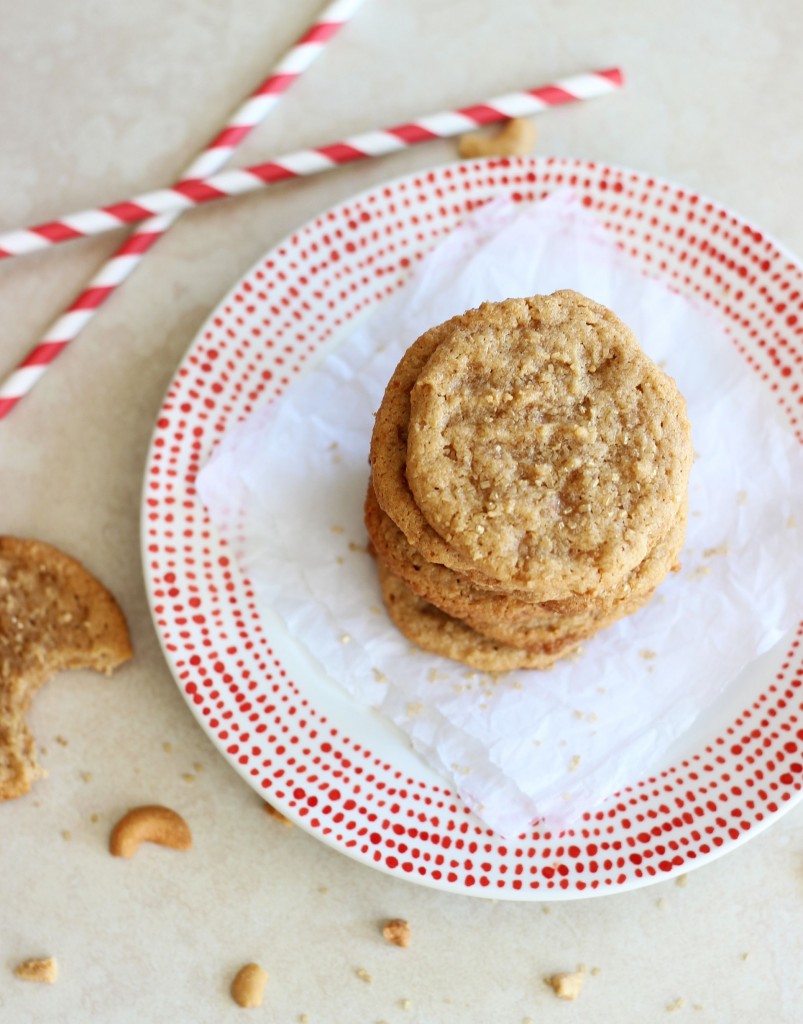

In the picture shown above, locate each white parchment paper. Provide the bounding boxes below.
[197,192,803,836]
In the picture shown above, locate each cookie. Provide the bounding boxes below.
[0,537,132,800]
[365,480,686,637]
[376,560,580,673]
[369,318,508,588]
[365,480,588,622]
[406,291,692,598]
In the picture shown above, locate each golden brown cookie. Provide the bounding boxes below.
[0,537,132,800]
[365,480,686,641]
[369,317,507,588]
[365,480,587,621]
[406,291,692,599]
[376,561,580,672]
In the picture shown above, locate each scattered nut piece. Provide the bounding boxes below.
[14,957,58,984]
[546,970,584,1001]
[382,919,412,948]
[355,967,372,983]
[264,802,293,827]
[109,805,192,858]
[230,963,268,1009]
[458,118,536,159]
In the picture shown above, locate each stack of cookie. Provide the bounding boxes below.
[366,290,692,672]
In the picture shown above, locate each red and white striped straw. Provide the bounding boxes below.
[0,69,623,263]
[0,0,365,420]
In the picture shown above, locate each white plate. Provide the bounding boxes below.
[142,157,803,899]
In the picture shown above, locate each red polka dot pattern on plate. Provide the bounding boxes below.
[143,158,803,899]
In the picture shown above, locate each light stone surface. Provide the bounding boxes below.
[1,1,801,1021]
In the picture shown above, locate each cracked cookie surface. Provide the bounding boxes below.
[406,291,692,598]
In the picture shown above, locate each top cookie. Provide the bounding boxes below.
[406,291,692,596]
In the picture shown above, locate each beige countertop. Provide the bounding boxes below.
[2,1,802,1021]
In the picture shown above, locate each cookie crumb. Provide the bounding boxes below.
[193,762,204,773]
[736,490,748,506]
[656,897,667,909]
[80,771,92,783]
[61,829,71,841]
[181,773,196,783]
[355,967,372,983]
[640,649,657,660]
[299,1015,310,1023]
[741,951,750,961]
[340,633,351,645]
[90,813,99,823]
[382,919,412,948]
[372,668,387,683]
[163,741,173,754]
[666,997,685,1012]
[546,970,584,1001]
[317,886,328,894]
[401,998,411,1011]
[787,515,797,529]
[330,525,345,534]
[55,735,68,747]
[591,967,601,976]
[568,755,582,772]
[406,702,423,717]
[703,543,728,558]
[14,957,58,984]
[675,874,688,888]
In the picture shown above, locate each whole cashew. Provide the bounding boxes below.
[109,805,192,858]
[231,963,269,1008]
[458,117,537,159]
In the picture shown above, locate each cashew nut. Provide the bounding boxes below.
[546,969,585,1001]
[382,918,412,947]
[14,957,58,984]
[230,963,269,1008]
[458,117,537,159]
[108,805,192,858]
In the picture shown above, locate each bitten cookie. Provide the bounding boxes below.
[0,537,132,800]
[406,291,692,599]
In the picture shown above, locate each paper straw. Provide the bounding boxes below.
[0,70,623,262]
[0,0,366,420]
